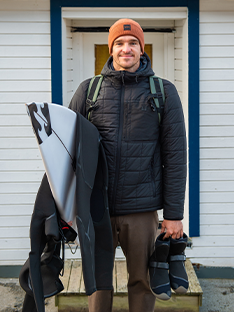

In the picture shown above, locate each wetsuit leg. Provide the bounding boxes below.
[88,214,118,312]
[22,294,38,312]
[91,145,114,291]
[22,174,59,312]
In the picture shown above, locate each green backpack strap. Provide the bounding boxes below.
[86,74,165,124]
[149,76,165,125]
[86,74,104,120]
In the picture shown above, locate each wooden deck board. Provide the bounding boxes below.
[185,260,203,295]
[113,260,117,293]
[56,259,203,312]
[67,260,82,293]
[61,259,72,293]
[80,272,86,294]
[116,260,128,294]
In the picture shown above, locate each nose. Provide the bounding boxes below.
[122,43,131,53]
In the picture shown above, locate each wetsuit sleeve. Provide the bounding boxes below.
[69,79,91,116]
[160,80,187,221]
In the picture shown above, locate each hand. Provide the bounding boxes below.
[161,219,183,240]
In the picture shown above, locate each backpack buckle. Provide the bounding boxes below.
[86,98,94,106]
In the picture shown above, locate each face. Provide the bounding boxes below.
[111,35,143,72]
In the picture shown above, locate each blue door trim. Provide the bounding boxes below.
[50,0,200,237]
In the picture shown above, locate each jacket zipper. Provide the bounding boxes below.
[111,71,125,214]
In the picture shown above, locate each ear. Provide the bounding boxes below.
[140,51,143,56]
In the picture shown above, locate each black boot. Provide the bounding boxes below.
[169,233,189,293]
[149,233,171,300]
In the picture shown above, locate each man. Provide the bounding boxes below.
[69,18,187,312]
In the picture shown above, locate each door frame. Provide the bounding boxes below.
[72,32,174,90]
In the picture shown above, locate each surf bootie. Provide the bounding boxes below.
[149,232,171,300]
[169,233,189,294]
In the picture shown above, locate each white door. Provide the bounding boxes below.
[72,32,174,90]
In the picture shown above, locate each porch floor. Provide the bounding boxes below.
[55,259,203,312]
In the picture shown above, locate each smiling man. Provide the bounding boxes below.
[111,35,143,72]
[69,18,187,312]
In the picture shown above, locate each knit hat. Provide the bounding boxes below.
[108,19,145,54]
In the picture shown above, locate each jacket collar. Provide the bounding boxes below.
[101,53,155,84]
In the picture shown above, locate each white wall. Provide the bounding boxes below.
[0,0,50,265]
[186,0,234,266]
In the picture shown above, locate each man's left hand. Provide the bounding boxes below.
[160,219,183,240]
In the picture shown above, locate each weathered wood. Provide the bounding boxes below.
[113,260,117,293]
[56,296,89,312]
[67,260,82,293]
[80,271,86,294]
[56,259,203,312]
[61,260,72,293]
[115,260,128,294]
[185,260,203,296]
[154,295,200,312]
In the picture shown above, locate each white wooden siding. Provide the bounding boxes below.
[186,5,234,266]
[0,0,51,265]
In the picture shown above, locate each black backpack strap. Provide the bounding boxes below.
[86,74,104,120]
[149,76,165,125]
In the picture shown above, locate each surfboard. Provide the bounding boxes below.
[26,102,77,223]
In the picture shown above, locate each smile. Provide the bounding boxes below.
[120,55,134,58]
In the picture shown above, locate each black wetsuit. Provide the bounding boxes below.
[20,112,114,312]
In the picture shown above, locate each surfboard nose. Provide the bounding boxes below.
[25,103,31,117]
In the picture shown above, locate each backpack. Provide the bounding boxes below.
[86,74,165,125]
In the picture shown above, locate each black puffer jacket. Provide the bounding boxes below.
[69,54,187,220]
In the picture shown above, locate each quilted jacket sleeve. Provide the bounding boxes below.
[68,78,91,115]
[160,80,187,220]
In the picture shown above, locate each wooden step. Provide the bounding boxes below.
[55,259,203,312]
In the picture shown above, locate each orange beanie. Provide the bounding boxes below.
[108,19,145,54]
